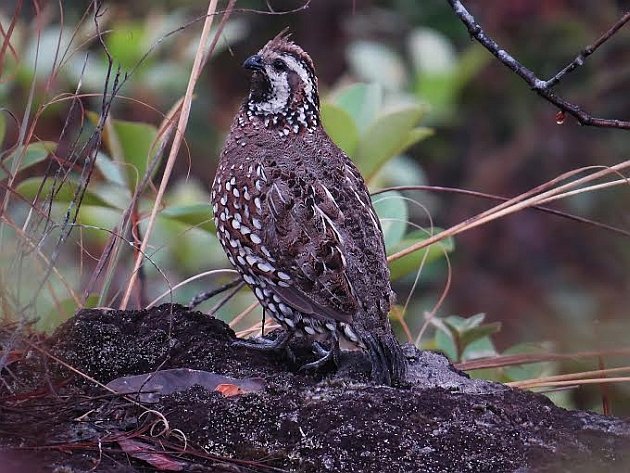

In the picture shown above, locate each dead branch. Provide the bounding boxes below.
[446,1,630,130]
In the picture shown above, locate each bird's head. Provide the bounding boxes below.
[242,31,319,134]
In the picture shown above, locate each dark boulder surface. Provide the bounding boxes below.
[1,303,629,472]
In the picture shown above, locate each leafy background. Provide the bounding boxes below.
[0,0,628,413]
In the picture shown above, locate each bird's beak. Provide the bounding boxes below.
[243,54,264,71]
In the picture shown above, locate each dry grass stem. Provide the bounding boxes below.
[389,161,630,262]
[518,377,630,390]
[121,0,221,309]
[508,366,630,389]
[229,301,260,328]
[457,347,630,371]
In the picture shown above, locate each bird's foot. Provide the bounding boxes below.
[231,331,295,363]
[299,341,339,372]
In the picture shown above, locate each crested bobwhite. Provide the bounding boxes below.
[211,32,406,385]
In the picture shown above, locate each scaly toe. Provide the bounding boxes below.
[299,347,337,372]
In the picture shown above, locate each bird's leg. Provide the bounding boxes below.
[300,333,340,372]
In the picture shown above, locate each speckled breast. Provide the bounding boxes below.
[211,157,327,339]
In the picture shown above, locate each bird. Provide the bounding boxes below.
[211,31,406,386]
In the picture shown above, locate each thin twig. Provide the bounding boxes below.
[188,277,242,309]
[508,366,630,389]
[89,99,180,306]
[517,377,630,390]
[208,282,245,315]
[373,185,630,238]
[446,1,630,129]
[544,12,630,89]
[228,301,259,328]
[456,347,630,371]
[236,320,280,338]
[146,269,238,309]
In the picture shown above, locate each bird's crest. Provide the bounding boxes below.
[260,28,315,72]
[263,28,292,51]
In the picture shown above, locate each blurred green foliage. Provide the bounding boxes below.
[1,0,629,414]
[5,33,451,337]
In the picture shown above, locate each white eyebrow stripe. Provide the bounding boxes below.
[281,54,314,99]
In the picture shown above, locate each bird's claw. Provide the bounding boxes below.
[299,340,339,372]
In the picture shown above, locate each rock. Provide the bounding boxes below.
[1,303,628,472]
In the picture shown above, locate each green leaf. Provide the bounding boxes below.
[160,203,216,233]
[414,45,489,113]
[40,298,76,333]
[334,83,383,132]
[434,326,457,360]
[106,23,149,70]
[402,127,434,150]
[442,314,501,362]
[0,141,56,181]
[83,294,101,308]
[320,103,359,156]
[458,322,502,352]
[89,183,132,209]
[355,104,429,180]
[388,229,454,281]
[452,44,491,92]
[372,191,407,250]
[408,28,457,75]
[111,119,159,191]
[16,176,117,209]
[372,155,427,188]
[449,313,487,332]
[415,73,457,109]
[94,151,128,187]
[346,41,408,91]
[77,206,124,245]
[461,335,498,362]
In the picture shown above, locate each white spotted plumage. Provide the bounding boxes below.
[211,34,407,388]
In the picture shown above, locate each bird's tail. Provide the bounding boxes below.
[361,332,407,386]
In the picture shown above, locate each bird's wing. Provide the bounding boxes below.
[248,166,359,324]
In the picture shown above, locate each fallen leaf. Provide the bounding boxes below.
[106,368,264,403]
[215,383,244,397]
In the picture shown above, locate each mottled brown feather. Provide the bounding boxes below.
[211,33,407,385]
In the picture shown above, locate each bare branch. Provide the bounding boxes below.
[543,12,630,89]
[446,1,630,130]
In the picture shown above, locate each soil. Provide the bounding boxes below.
[1,303,629,472]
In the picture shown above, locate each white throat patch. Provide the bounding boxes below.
[248,53,315,117]
[250,66,290,115]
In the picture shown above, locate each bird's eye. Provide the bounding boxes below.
[273,59,288,71]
